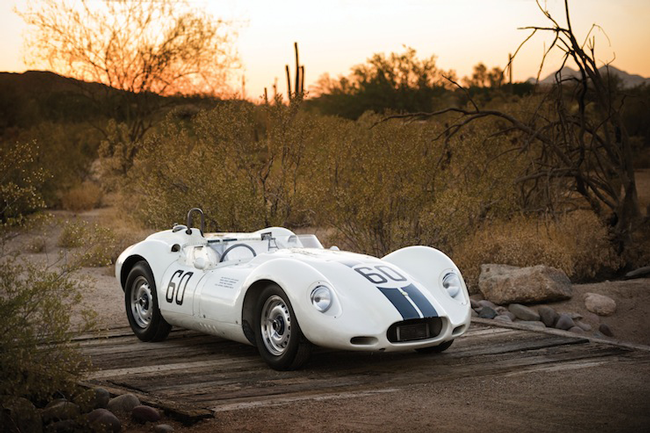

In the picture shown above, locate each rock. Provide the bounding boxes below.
[515,320,546,329]
[494,314,513,322]
[503,311,516,321]
[46,419,78,433]
[575,321,592,332]
[86,408,121,433]
[74,388,110,412]
[471,309,478,317]
[624,265,650,279]
[584,293,616,316]
[508,304,541,321]
[538,306,559,327]
[555,314,576,331]
[478,300,497,309]
[41,401,80,424]
[154,425,175,433]
[495,306,508,315]
[478,264,572,304]
[0,396,42,433]
[470,299,481,309]
[478,306,497,319]
[107,393,140,414]
[569,326,585,334]
[599,323,614,337]
[569,312,583,320]
[132,405,161,423]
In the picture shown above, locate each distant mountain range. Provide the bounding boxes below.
[527,65,649,88]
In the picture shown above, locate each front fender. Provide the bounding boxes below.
[383,246,471,328]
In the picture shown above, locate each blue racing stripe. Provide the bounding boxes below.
[401,284,438,317]
[378,287,420,320]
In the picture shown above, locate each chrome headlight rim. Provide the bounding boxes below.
[442,270,462,299]
[310,284,332,313]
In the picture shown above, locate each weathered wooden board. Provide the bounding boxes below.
[78,322,649,421]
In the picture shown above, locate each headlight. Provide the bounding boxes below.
[310,285,332,312]
[442,272,462,298]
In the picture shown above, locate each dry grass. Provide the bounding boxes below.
[453,211,622,292]
[60,181,103,212]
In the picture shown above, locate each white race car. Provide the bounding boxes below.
[115,209,471,370]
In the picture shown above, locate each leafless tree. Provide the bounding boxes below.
[19,0,239,164]
[383,0,643,252]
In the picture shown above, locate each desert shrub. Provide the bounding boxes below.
[0,259,93,400]
[57,220,116,267]
[453,211,622,291]
[8,122,101,207]
[26,236,47,253]
[311,112,523,256]
[0,144,94,401]
[126,100,319,231]
[0,141,47,226]
[60,181,103,212]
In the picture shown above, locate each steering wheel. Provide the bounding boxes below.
[220,244,257,262]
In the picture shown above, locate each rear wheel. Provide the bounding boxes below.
[415,339,454,354]
[125,261,171,342]
[254,284,311,370]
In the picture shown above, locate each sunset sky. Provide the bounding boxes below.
[1,0,649,100]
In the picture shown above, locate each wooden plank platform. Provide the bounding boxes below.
[78,321,650,422]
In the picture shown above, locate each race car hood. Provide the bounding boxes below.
[268,248,447,322]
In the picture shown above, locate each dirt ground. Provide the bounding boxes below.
[7,209,650,432]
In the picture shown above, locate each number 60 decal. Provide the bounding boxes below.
[166,270,193,305]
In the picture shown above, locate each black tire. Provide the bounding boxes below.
[254,284,311,370]
[125,261,171,342]
[415,339,454,354]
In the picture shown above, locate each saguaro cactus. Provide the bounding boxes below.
[285,42,305,101]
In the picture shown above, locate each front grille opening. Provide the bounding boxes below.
[350,336,378,346]
[387,318,443,343]
[452,325,466,336]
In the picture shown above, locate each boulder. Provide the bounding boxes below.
[86,408,121,433]
[599,323,614,337]
[479,264,572,304]
[74,388,110,412]
[584,293,616,316]
[154,425,175,433]
[132,405,161,423]
[494,314,513,322]
[478,306,497,319]
[0,396,42,433]
[509,304,540,321]
[41,401,80,424]
[555,314,576,331]
[107,393,140,414]
[478,300,497,309]
[538,306,559,327]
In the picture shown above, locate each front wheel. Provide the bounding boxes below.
[125,261,171,342]
[254,284,311,370]
[415,339,454,354]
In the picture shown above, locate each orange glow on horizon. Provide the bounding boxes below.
[2,0,649,101]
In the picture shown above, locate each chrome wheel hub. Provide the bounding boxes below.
[130,276,153,328]
[261,295,291,356]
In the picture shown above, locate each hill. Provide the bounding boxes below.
[527,65,649,88]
